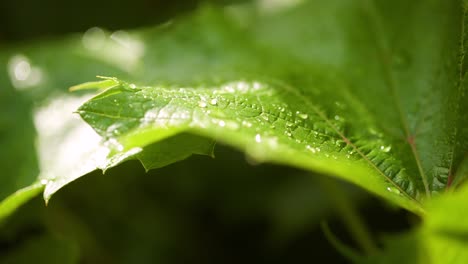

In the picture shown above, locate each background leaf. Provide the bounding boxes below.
[364,183,468,263]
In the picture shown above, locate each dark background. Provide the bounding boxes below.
[0,0,417,263]
[0,0,236,42]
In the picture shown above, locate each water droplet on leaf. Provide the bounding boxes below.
[255,134,262,143]
[380,145,391,152]
[242,120,252,128]
[386,186,401,195]
[306,145,316,153]
[198,101,207,108]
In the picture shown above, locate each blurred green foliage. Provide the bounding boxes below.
[0,0,243,42]
[0,0,374,262]
[1,146,373,263]
[0,0,466,263]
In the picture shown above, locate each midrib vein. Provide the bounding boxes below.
[448,2,467,187]
[272,80,423,209]
[361,0,431,197]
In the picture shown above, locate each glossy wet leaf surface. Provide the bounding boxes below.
[0,0,467,262]
[73,0,467,215]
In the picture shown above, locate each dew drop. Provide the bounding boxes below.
[242,120,253,128]
[106,123,123,137]
[210,98,218,105]
[198,101,207,108]
[335,139,346,148]
[306,145,316,153]
[224,85,235,93]
[106,138,124,151]
[219,120,226,127]
[225,120,239,130]
[253,82,262,90]
[260,113,269,121]
[386,187,401,195]
[380,145,391,152]
[117,144,124,151]
[236,82,249,92]
[255,134,262,143]
[266,136,278,147]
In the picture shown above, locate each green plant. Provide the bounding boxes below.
[0,0,467,263]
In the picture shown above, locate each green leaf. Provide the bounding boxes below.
[73,0,466,215]
[0,0,466,220]
[0,184,43,223]
[363,184,468,264]
[0,28,149,213]
[0,22,220,216]
[136,133,215,171]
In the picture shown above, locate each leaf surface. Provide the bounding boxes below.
[0,0,467,218]
[0,22,220,217]
[76,0,467,214]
